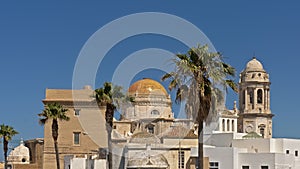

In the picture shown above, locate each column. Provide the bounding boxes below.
[254,88,257,110]
[219,118,222,131]
[264,89,267,110]
[234,119,238,132]
[261,88,264,105]
[267,90,270,111]
[244,89,248,111]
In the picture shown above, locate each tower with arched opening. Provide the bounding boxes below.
[238,57,274,138]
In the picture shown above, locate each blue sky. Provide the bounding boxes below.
[0,1,300,147]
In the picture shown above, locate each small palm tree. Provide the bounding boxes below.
[94,82,127,169]
[0,124,18,169]
[38,102,69,169]
[162,44,237,169]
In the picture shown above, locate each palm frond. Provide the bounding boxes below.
[38,102,69,123]
[226,80,238,93]
[161,73,173,81]
[164,44,238,125]
[0,124,18,141]
[222,63,236,76]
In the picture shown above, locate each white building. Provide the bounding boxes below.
[200,57,300,169]
[7,139,30,165]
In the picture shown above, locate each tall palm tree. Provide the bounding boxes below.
[162,44,237,169]
[0,124,18,169]
[38,102,69,169]
[94,82,127,169]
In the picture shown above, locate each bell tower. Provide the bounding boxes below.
[238,57,274,138]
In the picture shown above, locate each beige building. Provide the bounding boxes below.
[42,85,108,169]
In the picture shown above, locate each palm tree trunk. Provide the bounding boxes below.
[3,138,8,169]
[105,103,114,169]
[54,140,60,169]
[198,120,204,169]
[52,119,60,169]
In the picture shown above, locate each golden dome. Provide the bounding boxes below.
[128,78,168,96]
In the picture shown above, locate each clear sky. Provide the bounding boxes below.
[0,1,300,147]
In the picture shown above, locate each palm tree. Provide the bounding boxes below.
[38,102,69,169]
[94,82,127,169]
[0,124,18,169]
[162,44,237,169]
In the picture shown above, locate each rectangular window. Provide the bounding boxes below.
[295,150,298,157]
[73,132,80,145]
[261,166,268,169]
[209,162,219,169]
[178,151,184,169]
[286,150,290,154]
[74,109,80,116]
[242,166,249,169]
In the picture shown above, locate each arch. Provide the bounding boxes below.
[260,127,265,138]
[222,119,225,131]
[227,119,230,131]
[249,90,253,104]
[258,124,266,138]
[145,123,155,134]
[257,89,263,104]
[232,120,235,132]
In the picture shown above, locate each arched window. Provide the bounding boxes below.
[259,124,266,138]
[257,89,263,104]
[249,91,253,104]
[146,124,155,134]
[227,119,230,131]
[260,127,265,138]
[232,120,235,132]
[222,119,225,131]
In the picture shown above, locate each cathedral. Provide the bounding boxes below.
[9,57,300,169]
[109,57,276,169]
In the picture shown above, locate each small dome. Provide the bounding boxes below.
[245,57,264,71]
[129,132,161,144]
[127,153,169,168]
[242,131,263,139]
[128,78,168,96]
[8,140,30,164]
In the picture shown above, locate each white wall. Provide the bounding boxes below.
[204,147,247,169]
[232,138,272,153]
[70,158,86,169]
[239,153,297,169]
[239,153,275,169]
[204,132,245,147]
[94,159,107,169]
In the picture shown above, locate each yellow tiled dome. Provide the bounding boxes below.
[128,78,168,96]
